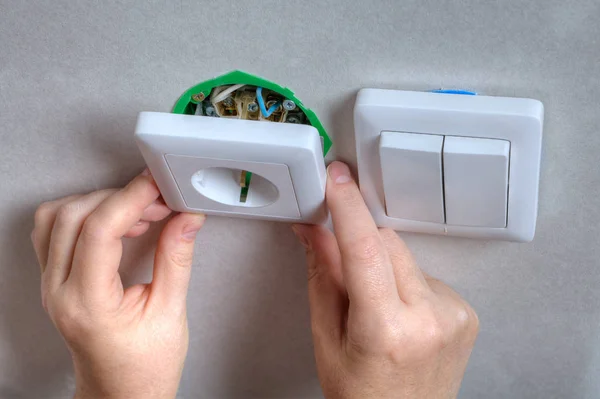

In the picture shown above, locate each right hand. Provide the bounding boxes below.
[292,161,479,399]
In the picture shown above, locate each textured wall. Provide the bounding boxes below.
[1,1,599,398]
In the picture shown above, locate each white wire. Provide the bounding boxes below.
[209,86,226,102]
[211,84,245,104]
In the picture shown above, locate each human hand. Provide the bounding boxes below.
[31,170,206,399]
[292,162,479,399]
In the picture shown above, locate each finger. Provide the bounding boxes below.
[80,193,171,223]
[379,228,431,303]
[33,188,166,275]
[122,201,170,237]
[45,190,118,291]
[70,171,161,292]
[325,162,400,312]
[32,195,83,272]
[141,201,172,222]
[149,213,206,310]
[292,224,346,345]
[124,221,151,238]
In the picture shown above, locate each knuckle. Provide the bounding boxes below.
[454,303,471,328]
[305,249,327,283]
[306,260,320,283]
[458,303,480,335]
[413,308,447,352]
[124,175,158,197]
[55,202,82,225]
[34,202,55,225]
[167,248,193,268]
[80,215,109,242]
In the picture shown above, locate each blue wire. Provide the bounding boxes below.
[256,87,280,117]
[430,89,477,96]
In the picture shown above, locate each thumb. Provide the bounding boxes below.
[151,212,206,310]
[292,224,345,345]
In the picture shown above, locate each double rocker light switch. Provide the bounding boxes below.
[381,133,510,229]
[356,88,543,242]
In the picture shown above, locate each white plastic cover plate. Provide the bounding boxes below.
[135,112,327,223]
[354,89,544,242]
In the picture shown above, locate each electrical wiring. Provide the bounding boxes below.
[211,84,245,103]
[256,87,280,118]
[430,89,477,96]
[209,86,225,102]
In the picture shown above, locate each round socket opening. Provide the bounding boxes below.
[191,167,279,208]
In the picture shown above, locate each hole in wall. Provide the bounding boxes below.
[191,167,279,207]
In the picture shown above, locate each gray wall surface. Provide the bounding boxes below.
[1,0,599,398]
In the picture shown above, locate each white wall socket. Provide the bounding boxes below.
[354,89,544,242]
[135,112,327,223]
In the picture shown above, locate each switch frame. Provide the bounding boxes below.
[354,89,544,242]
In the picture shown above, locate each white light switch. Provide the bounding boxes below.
[444,136,510,228]
[379,132,445,223]
[355,89,543,241]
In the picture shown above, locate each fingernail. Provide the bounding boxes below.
[181,215,206,240]
[327,162,353,185]
[141,168,151,176]
[292,225,310,249]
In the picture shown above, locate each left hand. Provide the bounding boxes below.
[31,170,206,399]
